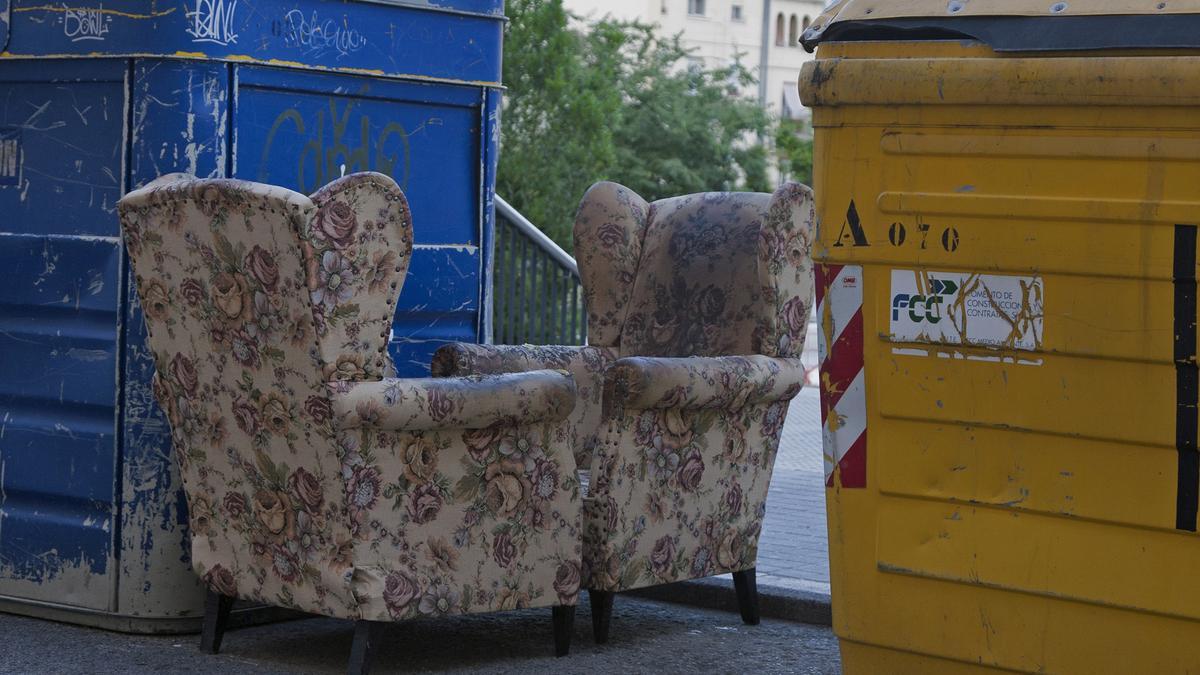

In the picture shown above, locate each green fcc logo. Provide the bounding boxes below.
[892,278,958,324]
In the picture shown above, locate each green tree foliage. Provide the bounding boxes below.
[498,0,773,249]
[775,120,814,187]
[608,24,770,202]
[498,0,621,248]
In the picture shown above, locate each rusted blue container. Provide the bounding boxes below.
[0,0,502,631]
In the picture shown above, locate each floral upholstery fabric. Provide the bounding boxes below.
[431,343,616,472]
[616,185,815,359]
[585,371,797,591]
[329,371,575,431]
[331,374,583,621]
[603,356,804,413]
[573,182,649,347]
[118,173,582,623]
[304,173,414,381]
[435,181,816,594]
[755,182,818,359]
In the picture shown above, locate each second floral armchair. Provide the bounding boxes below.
[434,180,816,641]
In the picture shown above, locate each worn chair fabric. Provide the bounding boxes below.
[118,172,583,670]
[433,181,815,637]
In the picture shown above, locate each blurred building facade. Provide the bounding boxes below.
[562,0,825,123]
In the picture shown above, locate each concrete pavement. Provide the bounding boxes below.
[759,387,829,594]
[0,596,841,674]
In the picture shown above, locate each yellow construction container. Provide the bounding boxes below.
[800,2,1200,672]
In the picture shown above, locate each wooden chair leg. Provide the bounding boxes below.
[552,605,576,657]
[199,589,235,654]
[732,567,760,625]
[348,620,383,675]
[588,589,615,644]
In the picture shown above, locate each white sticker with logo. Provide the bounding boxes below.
[889,269,1044,352]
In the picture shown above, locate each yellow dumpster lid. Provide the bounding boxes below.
[803,0,1200,52]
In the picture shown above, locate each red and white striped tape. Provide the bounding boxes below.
[817,263,867,489]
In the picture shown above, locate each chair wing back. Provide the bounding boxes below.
[577,182,815,359]
[755,182,816,359]
[118,175,357,615]
[617,190,773,357]
[303,173,414,380]
[573,181,650,348]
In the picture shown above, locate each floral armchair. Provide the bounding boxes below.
[118,173,583,673]
[433,181,815,641]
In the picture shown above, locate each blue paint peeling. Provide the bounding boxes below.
[0,0,9,52]
[3,0,503,85]
[0,62,126,610]
[0,0,500,627]
[479,87,501,344]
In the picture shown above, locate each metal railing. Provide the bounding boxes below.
[492,195,586,345]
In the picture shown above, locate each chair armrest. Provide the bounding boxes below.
[329,370,576,431]
[432,343,617,475]
[603,355,804,413]
[432,343,610,377]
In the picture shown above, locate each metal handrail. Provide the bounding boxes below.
[494,196,580,278]
[491,196,586,346]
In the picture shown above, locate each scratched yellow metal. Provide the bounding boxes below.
[803,38,1200,674]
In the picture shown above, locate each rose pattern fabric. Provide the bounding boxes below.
[431,344,616,472]
[603,356,804,413]
[573,182,649,347]
[434,181,816,594]
[584,355,802,591]
[327,371,576,431]
[333,374,583,621]
[756,182,817,359]
[617,185,815,359]
[302,173,414,381]
[118,172,582,624]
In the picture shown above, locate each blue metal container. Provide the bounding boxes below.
[0,0,502,631]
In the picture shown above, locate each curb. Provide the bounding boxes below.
[628,573,832,627]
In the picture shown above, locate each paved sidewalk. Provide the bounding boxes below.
[758,386,830,593]
[0,597,841,674]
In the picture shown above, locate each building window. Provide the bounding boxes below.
[731,3,744,21]
[688,0,706,16]
[775,13,785,45]
[803,14,812,29]
[789,14,799,46]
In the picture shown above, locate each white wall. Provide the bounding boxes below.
[562,0,825,121]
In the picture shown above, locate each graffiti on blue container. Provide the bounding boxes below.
[275,10,367,58]
[260,98,410,194]
[187,0,239,46]
[61,6,111,42]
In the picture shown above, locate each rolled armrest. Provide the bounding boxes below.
[329,370,576,431]
[604,355,804,413]
[432,343,617,472]
[432,343,608,377]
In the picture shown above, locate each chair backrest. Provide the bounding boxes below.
[573,182,649,349]
[573,181,815,359]
[306,174,414,380]
[117,172,411,611]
